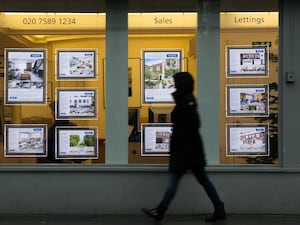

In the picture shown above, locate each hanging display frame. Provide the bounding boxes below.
[55,48,98,80]
[226,123,270,157]
[225,45,269,78]
[4,124,48,157]
[226,84,269,117]
[55,87,98,120]
[55,126,98,160]
[141,123,173,157]
[4,48,47,105]
[141,48,184,105]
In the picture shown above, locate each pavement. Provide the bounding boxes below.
[0,214,300,225]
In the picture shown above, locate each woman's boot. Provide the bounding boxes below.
[205,203,226,222]
[142,207,166,222]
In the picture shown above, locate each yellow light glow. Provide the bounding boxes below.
[2,12,105,16]
[0,12,278,32]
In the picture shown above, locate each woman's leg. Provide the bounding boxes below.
[192,168,226,221]
[142,171,184,221]
[192,168,222,208]
[157,171,184,210]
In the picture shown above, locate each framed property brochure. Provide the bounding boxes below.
[226,124,269,156]
[55,126,98,159]
[56,49,97,80]
[226,45,269,78]
[141,123,173,156]
[4,124,47,157]
[5,48,47,105]
[56,88,97,120]
[226,84,269,117]
[142,49,183,104]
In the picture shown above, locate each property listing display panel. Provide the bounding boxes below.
[226,124,269,157]
[226,84,269,117]
[5,48,47,105]
[56,49,97,80]
[141,123,173,156]
[4,124,47,157]
[142,49,183,104]
[55,126,98,159]
[226,45,268,78]
[56,88,97,120]
[223,42,277,163]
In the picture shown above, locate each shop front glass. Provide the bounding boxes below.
[127,11,198,164]
[0,0,279,166]
[127,1,279,166]
[0,12,106,164]
[220,12,279,165]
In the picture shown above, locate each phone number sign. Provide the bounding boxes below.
[0,13,105,30]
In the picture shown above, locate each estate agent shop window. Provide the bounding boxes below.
[0,13,106,164]
[0,11,278,166]
[127,11,279,166]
